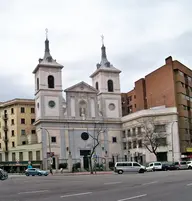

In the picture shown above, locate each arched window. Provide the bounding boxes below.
[107,80,114,92]
[95,82,99,90]
[48,75,54,88]
[37,78,39,90]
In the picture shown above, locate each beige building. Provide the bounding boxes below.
[121,106,180,164]
[0,99,42,172]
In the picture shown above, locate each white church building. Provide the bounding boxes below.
[33,36,123,169]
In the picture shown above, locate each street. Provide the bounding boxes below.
[1,170,192,201]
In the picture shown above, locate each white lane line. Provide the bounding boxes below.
[117,194,147,201]
[142,181,158,186]
[60,192,92,198]
[104,182,122,185]
[186,183,192,186]
[18,190,49,194]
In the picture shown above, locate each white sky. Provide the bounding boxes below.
[0,0,192,101]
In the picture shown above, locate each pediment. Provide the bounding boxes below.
[64,81,98,93]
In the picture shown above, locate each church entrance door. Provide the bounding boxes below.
[80,150,90,170]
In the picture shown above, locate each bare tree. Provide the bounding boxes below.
[137,117,168,160]
[88,125,106,174]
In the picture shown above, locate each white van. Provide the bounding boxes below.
[114,161,146,174]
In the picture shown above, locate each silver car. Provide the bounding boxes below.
[114,162,146,174]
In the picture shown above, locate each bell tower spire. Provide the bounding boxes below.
[45,28,50,53]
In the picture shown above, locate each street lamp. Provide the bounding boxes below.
[171,120,178,163]
[40,127,52,171]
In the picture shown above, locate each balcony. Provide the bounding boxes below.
[3,125,8,131]
[3,114,8,120]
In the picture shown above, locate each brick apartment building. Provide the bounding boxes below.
[121,56,192,155]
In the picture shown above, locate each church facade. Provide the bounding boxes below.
[33,36,123,169]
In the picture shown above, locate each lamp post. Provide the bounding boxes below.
[40,128,52,171]
[171,120,178,163]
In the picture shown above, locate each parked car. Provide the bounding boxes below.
[174,161,188,170]
[146,162,162,172]
[25,168,49,176]
[0,169,8,180]
[114,161,146,174]
[187,161,192,169]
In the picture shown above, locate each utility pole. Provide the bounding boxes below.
[171,120,178,163]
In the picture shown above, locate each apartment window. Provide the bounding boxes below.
[11,119,14,125]
[122,130,126,138]
[155,125,166,132]
[135,104,136,108]
[133,141,137,148]
[21,107,25,113]
[112,137,117,143]
[28,151,33,161]
[134,95,136,99]
[31,130,36,134]
[128,141,132,149]
[19,152,23,161]
[51,136,56,143]
[11,130,14,136]
[21,118,25,124]
[22,141,26,145]
[21,130,26,135]
[188,76,192,82]
[185,129,189,134]
[127,129,131,137]
[31,119,35,124]
[132,128,136,136]
[0,153,2,162]
[36,151,40,161]
[31,108,35,113]
[138,140,142,148]
[129,96,132,101]
[0,132,1,139]
[123,142,127,150]
[12,152,16,161]
[11,108,14,114]
[12,141,15,147]
[181,82,184,87]
[0,143,1,149]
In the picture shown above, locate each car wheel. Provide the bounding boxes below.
[139,169,145,173]
[118,170,123,174]
[188,166,192,169]
[38,173,42,176]
[26,173,29,176]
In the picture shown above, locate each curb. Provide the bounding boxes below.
[49,172,113,176]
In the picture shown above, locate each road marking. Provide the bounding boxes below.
[186,183,192,186]
[60,192,92,198]
[18,190,49,194]
[117,194,147,201]
[104,182,122,185]
[142,181,158,186]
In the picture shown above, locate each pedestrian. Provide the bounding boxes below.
[50,168,53,175]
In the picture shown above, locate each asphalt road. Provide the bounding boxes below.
[1,170,192,201]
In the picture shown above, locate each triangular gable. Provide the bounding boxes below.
[64,81,98,93]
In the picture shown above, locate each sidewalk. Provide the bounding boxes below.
[51,171,113,176]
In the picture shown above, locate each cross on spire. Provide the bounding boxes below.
[45,28,48,39]
[101,34,104,46]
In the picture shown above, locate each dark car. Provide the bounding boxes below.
[162,163,177,171]
[25,168,49,176]
[0,168,8,180]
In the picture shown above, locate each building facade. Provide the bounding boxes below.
[121,107,180,164]
[0,99,42,172]
[121,56,192,157]
[33,36,122,170]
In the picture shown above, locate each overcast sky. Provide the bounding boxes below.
[0,0,192,101]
